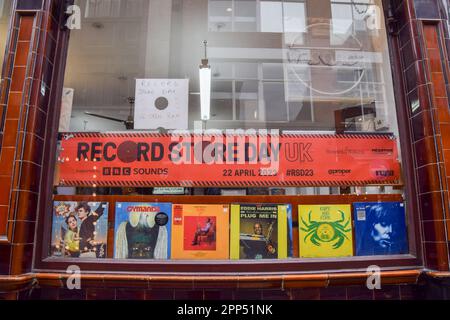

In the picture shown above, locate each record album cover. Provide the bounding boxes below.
[353,202,408,256]
[230,204,291,259]
[114,202,172,259]
[51,201,108,258]
[171,204,230,259]
[298,204,353,258]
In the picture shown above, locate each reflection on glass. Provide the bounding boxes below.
[235,0,257,32]
[260,1,283,32]
[60,0,398,136]
[211,80,233,121]
[235,80,258,121]
[209,0,233,32]
[57,0,402,196]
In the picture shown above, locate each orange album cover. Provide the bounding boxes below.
[171,204,230,259]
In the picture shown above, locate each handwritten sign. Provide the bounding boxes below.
[134,79,189,130]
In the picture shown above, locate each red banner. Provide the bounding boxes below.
[57,133,400,187]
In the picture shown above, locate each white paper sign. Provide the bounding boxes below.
[134,79,189,130]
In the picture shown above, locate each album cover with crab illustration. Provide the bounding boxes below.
[353,202,408,256]
[230,204,292,260]
[114,202,172,259]
[171,204,230,259]
[298,204,353,258]
[51,201,109,259]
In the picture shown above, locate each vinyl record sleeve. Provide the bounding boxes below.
[171,204,230,259]
[353,201,408,256]
[114,202,172,259]
[298,204,353,258]
[230,204,291,259]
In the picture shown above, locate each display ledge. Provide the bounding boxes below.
[0,269,422,292]
[44,194,406,260]
[36,254,421,274]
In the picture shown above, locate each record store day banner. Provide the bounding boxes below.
[57,132,400,187]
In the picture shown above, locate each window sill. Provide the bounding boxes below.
[0,269,422,292]
[35,254,421,274]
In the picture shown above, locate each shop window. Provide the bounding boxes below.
[48,0,413,268]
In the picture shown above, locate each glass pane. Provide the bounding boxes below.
[260,1,283,32]
[211,80,233,120]
[53,0,410,261]
[236,99,258,121]
[263,63,284,80]
[209,0,233,32]
[211,62,233,79]
[58,1,399,134]
[235,62,258,79]
[236,80,258,120]
[235,0,257,32]
[263,82,287,121]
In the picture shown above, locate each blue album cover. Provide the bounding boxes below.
[353,202,408,256]
[114,202,172,259]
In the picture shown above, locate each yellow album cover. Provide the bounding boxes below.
[171,204,230,259]
[230,204,289,260]
[298,204,353,258]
